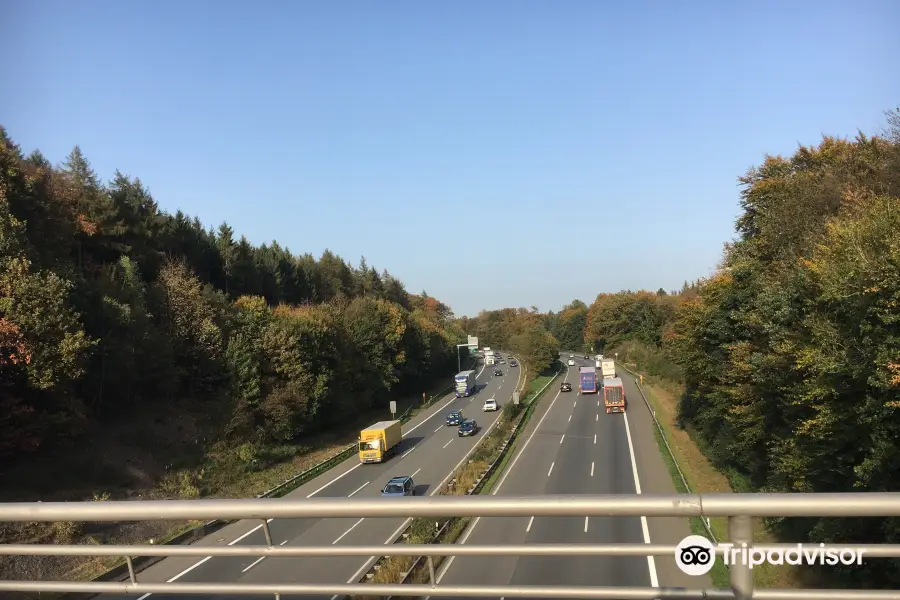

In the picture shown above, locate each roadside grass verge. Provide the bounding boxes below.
[618,358,801,589]
[351,361,564,599]
[0,367,471,589]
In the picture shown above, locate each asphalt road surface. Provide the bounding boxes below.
[97,351,522,600]
[430,352,711,599]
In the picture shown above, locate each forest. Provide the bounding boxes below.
[529,110,900,587]
[0,126,482,503]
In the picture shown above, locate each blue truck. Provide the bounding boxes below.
[455,370,477,397]
[579,366,598,394]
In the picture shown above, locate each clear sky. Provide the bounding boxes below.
[5,0,898,317]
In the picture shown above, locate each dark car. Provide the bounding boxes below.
[561,382,572,392]
[494,369,503,376]
[458,419,478,437]
[446,410,462,426]
[509,360,517,367]
[381,476,415,497]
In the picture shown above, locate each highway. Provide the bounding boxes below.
[99,351,521,600]
[430,352,711,599]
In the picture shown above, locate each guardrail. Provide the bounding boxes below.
[2,493,899,599]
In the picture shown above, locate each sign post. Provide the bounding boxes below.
[513,391,520,406]
[390,400,397,420]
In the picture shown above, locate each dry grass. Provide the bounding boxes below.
[631,366,802,589]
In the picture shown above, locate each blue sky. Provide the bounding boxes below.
[5,0,898,317]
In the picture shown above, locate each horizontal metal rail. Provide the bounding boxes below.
[3,493,899,600]
[4,542,900,557]
[4,492,900,521]
[0,581,898,599]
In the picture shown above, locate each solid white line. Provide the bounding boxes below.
[443,439,453,449]
[242,556,266,572]
[348,481,368,498]
[333,517,365,545]
[623,410,659,588]
[560,434,565,444]
[547,462,555,477]
[591,462,595,477]
[525,516,534,532]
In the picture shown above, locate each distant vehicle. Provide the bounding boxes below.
[458,419,478,437]
[381,476,415,497]
[595,354,604,362]
[601,359,616,380]
[509,360,517,367]
[482,398,498,412]
[595,360,602,368]
[603,377,626,414]
[446,410,463,426]
[493,368,503,376]
[455,370,477,397]
[359,420,403,464]
[560,382,572,392]
[579,366,598,394]
[485,350,496,365]
[569,354,574,358]
[567,359,575,366]
[583,355,589,360]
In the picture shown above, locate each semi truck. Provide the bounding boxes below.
[358,420,403,463]
[603,377,626,413]
[455,370,477,397]
[579,366,598,394]
[601,358,616,379]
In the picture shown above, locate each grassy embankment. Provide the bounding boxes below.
[351,360,565,599]
[0,359,475,585]
[612,341,800,590]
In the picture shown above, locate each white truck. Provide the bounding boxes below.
[601,358,616,379]
[485,350,496,366]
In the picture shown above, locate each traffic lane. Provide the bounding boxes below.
[581,402,652,588]
[506,383,647,594]
[618,369,711,589]
[111,359,506,600]
[233,381,515,594]
[140,372,511,598]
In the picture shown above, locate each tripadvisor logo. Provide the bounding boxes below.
[675,535,865,576]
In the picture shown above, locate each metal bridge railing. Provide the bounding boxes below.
[2,493,900,600]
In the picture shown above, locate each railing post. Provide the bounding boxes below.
[728,514,753,600]
[262,519,273,546]
[427,555,436,587]
[125,556,136,584]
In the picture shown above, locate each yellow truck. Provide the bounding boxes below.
[358,420,403,464]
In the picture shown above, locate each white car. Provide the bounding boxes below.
[568,359,575,366]
[482,398,499,412]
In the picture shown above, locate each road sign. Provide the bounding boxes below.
[467,335,478,348]
[513,391,520,406]
[390,401,397,419]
